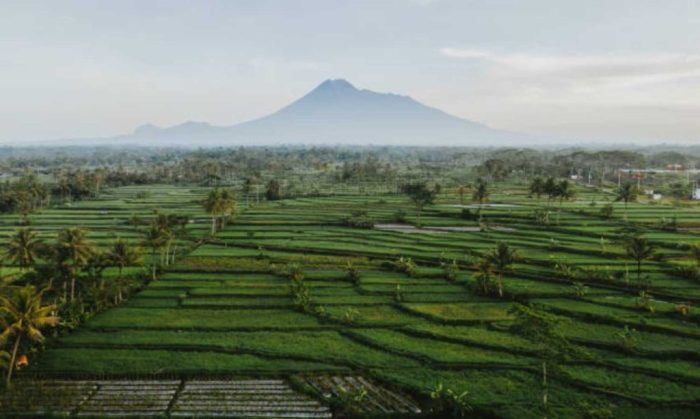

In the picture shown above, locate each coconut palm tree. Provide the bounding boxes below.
[218,189,236,229]
[6,228,43,272]
[615,182,637,220]
[543,177,559,207]
[0,285,59,386]
[474,257,494,296]
[242,178,253,207]
[472,178,489,206]
[142,225,165,281]
[555,180,576,224]
[55,228,93,301]
[508,303,581,412]
[108,239,142,297]
[625,235,654,282]
[486,243,518,297]
[204,188,223,234]
[689,244,700,267]
[471,178,490,222]
[456,185,467,205]
[402,182,437,227]
[528,177,545,202]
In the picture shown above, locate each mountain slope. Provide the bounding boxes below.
[115,79,526,146]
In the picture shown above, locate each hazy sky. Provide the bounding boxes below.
[1,0,699,144]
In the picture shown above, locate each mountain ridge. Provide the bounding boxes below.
[66,79,530,146]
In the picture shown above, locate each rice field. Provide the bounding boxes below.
[6,183,700,418]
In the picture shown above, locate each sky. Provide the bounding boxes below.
[1,0,699,144]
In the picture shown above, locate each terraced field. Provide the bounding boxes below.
[9,184,700,417]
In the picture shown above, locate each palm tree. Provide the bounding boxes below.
[615,182,637,220]
[555,180,576,224]
[508,303,581,412]
[472,179,489,206]
[689,244,700,267]
[486,243,518,297]
[528,177,545,202]
[56,228,93,301]
[6,228,43,272]
[242,178,253,207]
[0,285,59,386]
[625,235,655,282]
[456,185,467,205]
[218,189,236,229]
[474,257,494,295]
[472,179,489,220]
[109,239,141,301]
[402,182,437,227]
[266,179,282,201]
[142,225,165,281]
[543,177,558,207]
[204,188,223,234]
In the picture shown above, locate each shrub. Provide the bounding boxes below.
[599,204,614,219]
[346,262,360,284]
[342,308,360,324]
[572,282,588,298]
[343,210,374,228]
[460,209,477,220]
[287,263,305,282]
[394,284,403,302]
[636,291,654,313]
[675,303,691,316]
[429,382,471,418]
[672,265,699,281]
[393,256,417,277]
[616,325,638,353]
[555,263,576,280]
[443,259,459,282]
[393,209,407,223]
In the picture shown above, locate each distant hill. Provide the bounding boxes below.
[74,79,529,146]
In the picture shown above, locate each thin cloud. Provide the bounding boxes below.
[440,47,700,86]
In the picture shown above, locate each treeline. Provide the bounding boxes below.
[473,149,700,183]
[0,146,698,197]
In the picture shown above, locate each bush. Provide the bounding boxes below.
[394,284,403,302]
[393,257,417,277]
[343,210,374,228]
[616,325,638,353]
[345,262,360,284]
[342,308,360,324]
[429,382,471,418]
[443,260,459,282]
[672,265,699,281]
[599,204,614,219]
[393,209,407,223]
[460,209,477,220]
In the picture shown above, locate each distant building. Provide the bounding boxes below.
[693,188,700,200]
[652,193,662,201]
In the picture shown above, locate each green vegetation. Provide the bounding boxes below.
[1,145,700,417]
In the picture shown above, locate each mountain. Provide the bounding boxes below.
[85,79,527,146]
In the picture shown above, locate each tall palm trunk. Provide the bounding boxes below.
[70,269,76,302]
[637,260,642,281]
[6,336,21,387]
[117,266,124,303]
[151,248,157,281]
[542,360,548,411]
[211,216,216,234]
[171,242,177,264]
